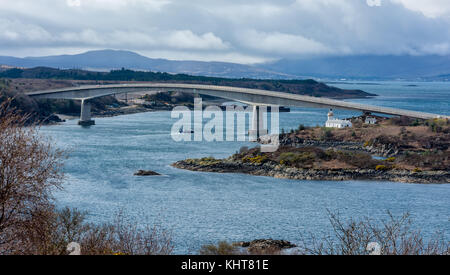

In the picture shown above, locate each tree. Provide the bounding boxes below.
[0,101,64,253]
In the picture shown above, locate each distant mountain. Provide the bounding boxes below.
[0,50,449,80]
[261,55,450,80]
[0,50,291,79]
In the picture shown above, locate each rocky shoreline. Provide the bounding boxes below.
[172,159,449,184]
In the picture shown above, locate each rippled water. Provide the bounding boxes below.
[41,81,450,254]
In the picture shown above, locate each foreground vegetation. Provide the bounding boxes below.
[200,211,449,255]
[0,102,172,255]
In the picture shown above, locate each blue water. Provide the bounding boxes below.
[41,81,450,254]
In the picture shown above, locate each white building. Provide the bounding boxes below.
[325,110,353,128]
[365,117,377,125]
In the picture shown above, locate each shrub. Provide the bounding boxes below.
[243,155,268,164]
[199,241,240,255]
[389,116,413,126]
[298,211,449,255]
[199,157,221,166]
[321,128,334,141]
[376,165,389,171]
[0,102,64,253]
[278,152,315,168]
[333,151,377,169]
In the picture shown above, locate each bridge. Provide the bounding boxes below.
[26,83,448,135]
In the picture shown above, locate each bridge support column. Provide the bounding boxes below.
[249,105,268,141]
[78,99,95,126]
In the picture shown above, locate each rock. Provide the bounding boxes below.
[134,170,161,176]
[237,239,297,253]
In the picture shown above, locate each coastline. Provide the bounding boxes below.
[172,158,450,184]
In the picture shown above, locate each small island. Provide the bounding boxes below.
[173,116,450,184]
[134,170,161,176]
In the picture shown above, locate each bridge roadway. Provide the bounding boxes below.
[26,83,448,127]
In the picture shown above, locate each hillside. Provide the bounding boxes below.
[1,50,449,80]
[262,55,450,80]
[0,50,289,79]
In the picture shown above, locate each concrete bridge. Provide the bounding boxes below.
[26,83,448,135]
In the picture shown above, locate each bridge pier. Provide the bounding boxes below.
[249,105,268,141]
[78,99,95,126]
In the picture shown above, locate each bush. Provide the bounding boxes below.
[19,208,174,255]
[321,128,334,141]
[332,151,377,169]
[376,165,389,171]
[0,102,64,253]
[389,116,413,126]
[298,211,449,255]
[243,155,268,164]
[199,241,240,255]
[278,152,315,168]
[200,212,450,255]
[398,151,449,171]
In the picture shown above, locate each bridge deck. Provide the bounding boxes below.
[26,83,448,120]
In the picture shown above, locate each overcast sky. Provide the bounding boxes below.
[0,0,449,64]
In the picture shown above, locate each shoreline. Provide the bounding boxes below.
[52,100,229,123]
[53,105,172,123]
[172,159,450,184]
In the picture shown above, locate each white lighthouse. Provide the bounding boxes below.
[325,109,352,128]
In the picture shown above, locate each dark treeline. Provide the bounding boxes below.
[0,67,375,98]
[0,66,316,82]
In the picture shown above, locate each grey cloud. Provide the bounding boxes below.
[0,0,449,63]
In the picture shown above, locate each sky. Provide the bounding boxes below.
[0,0,449,64]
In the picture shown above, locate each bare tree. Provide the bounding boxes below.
[0,101,64,253]
[80,211,174,255]
[299,210,449,255]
